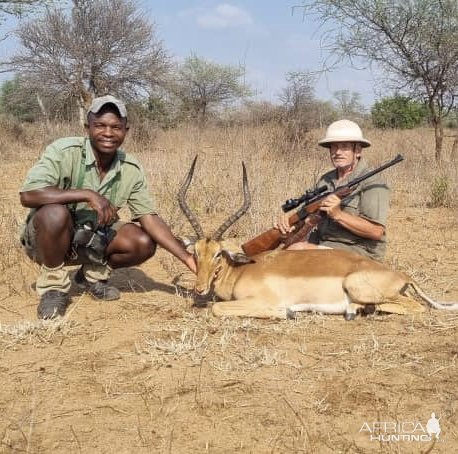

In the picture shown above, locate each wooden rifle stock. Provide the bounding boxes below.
[241,212,301,257]
[241,188,351,257]
[241,154,404,257]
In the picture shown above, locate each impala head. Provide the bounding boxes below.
[177,156,252,295]
[193,238,224,295]
[193,238,253,294]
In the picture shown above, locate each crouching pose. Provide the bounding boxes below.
[20,95,196,319]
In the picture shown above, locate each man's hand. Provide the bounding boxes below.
[86,190,118,226]
[319,194,343,220]
[274,213,296,235]
[183,253,197,274]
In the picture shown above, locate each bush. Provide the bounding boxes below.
[0,78,41,122]
[429,176,450,207]
[371,96,427,129]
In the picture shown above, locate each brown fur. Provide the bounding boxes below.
[191,241,458,319]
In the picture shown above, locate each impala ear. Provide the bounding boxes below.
[222,250,255,265]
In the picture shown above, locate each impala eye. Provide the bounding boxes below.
[214,251,222,260]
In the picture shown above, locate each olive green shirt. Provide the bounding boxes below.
[20,137,156,228]
[313,158,390,260]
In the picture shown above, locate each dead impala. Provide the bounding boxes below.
[178,156,458,320]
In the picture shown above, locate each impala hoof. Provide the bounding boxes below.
[344,312,356,321]
[362,304,376,315]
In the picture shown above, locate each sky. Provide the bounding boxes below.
[0,0,383,107]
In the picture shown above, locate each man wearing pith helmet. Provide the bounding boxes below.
[277,119,390,260]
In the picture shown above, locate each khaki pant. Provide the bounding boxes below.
[20,214,121,296]
[33,263,112,296]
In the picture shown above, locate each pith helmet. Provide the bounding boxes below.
[318,119,371,148]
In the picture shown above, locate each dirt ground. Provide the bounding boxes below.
[1,166,458,453]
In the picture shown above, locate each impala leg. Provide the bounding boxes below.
[288,296,362,320]
[344,303,358,320]
[344,269,406,302]
[212,298,287,319]
[377,296,425,314]
[343,270,425,314]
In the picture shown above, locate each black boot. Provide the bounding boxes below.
[74,268,120,301]
[37,290,70,319]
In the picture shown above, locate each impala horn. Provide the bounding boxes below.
[212,162,251,240]
[177,155,205,239]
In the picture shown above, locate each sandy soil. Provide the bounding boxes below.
[1,206,457,454]
[1,161,457,453]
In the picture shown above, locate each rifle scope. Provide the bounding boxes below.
[281,184,328,212]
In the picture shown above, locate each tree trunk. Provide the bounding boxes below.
[36,93,50,130]
[451,134,458,163]
[198,101,207,127]
[77,89,93,128]
[430,113,443,163]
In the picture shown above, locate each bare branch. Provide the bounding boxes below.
[298,0,458,161]
[1,0,170,122]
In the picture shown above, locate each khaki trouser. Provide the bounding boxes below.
[35,263,112,296]
[36,263,72,296]
[20,213,119,295]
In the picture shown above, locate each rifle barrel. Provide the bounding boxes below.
[343,154,404,191]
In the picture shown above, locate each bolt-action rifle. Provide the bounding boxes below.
[241,154,404,257]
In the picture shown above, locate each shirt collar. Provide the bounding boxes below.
[84,137,123,172]
[333,157,369,182]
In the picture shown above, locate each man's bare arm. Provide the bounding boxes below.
[139,214,196,273]
[20,187,117,226]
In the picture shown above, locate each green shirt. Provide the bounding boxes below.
[20,137,156,227]
[314,158,390,260]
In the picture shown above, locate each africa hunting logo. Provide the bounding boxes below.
[360,413,441,442]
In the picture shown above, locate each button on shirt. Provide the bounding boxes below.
[20,137,156,228]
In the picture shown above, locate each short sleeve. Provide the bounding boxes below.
[126,169,157,220]
[20,143,63,192]
[359,177,390,226]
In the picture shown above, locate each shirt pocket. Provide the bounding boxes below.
[341,193,360,215]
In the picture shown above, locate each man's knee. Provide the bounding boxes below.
[33,204,73,232]
[109,225,156,261]
[136,233,156,258]
[22,205,73,264]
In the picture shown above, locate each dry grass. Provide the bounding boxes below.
[0,318,79,350]
[0,120,457,453]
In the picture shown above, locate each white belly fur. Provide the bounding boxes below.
[288,297,349,314]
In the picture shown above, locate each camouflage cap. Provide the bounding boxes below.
[88,95,127,119]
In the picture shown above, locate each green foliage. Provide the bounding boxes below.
[145,91,181,128]
[299,0,458,161]
[429,176,449,207]
[0,77,40,122]
[371,96,427,129]
[444,110,458,129]
[172,54,251,121]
